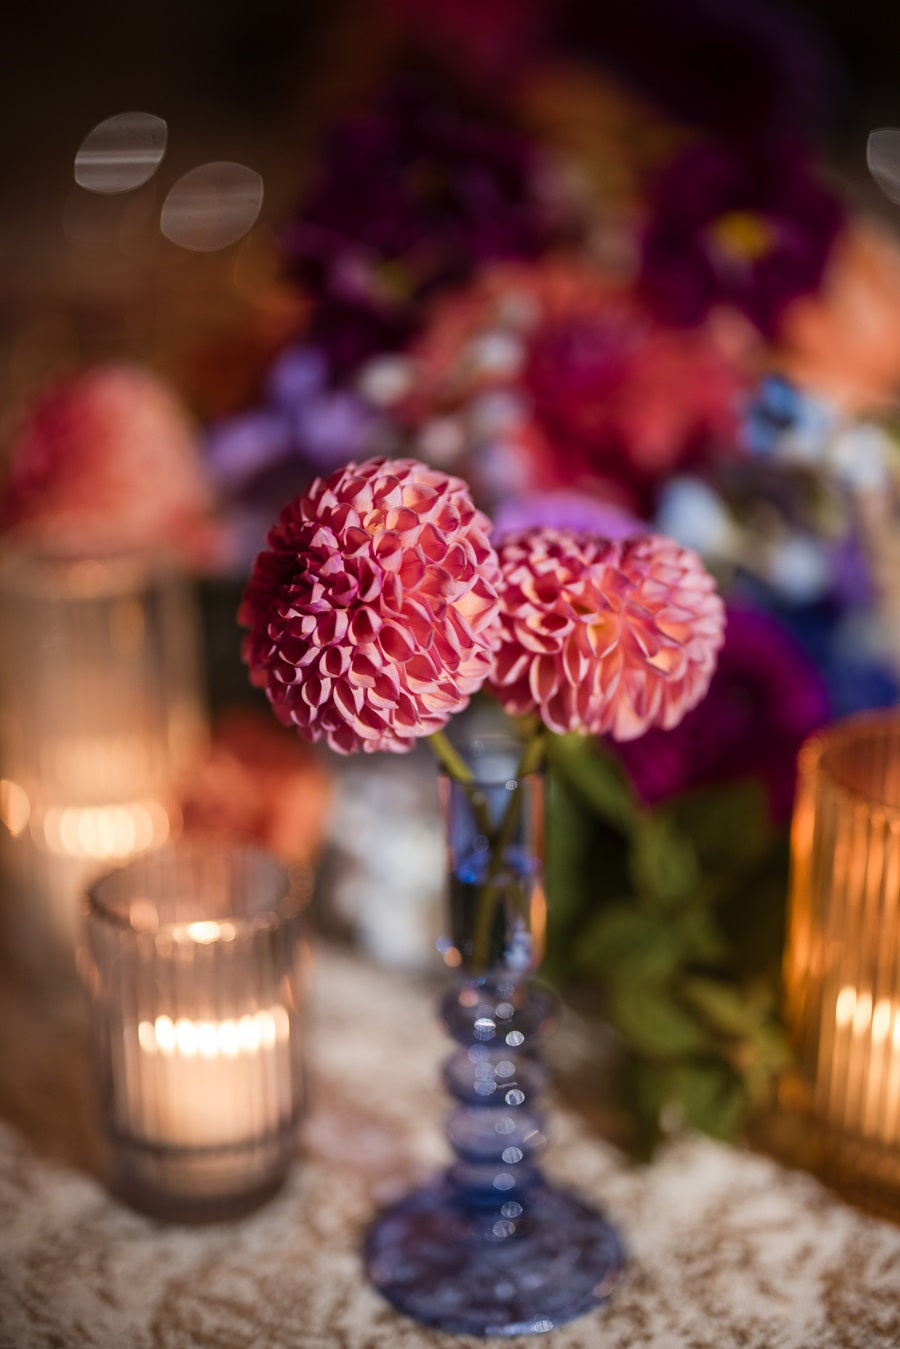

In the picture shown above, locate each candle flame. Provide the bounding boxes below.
[38,798,171,859]
[139,1007,288,1059]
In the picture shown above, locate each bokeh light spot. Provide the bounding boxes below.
[74,112,168,194]
[867,127,900,206]
[160,161,264,252]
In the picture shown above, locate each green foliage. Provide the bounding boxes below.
[545,734,792,1154]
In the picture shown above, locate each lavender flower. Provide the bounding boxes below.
[206,346,378,564]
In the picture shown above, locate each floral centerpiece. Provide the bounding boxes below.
[200,0,900,1155]
[239,451,725,1332]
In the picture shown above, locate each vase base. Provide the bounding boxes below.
[365,1175,625,1337]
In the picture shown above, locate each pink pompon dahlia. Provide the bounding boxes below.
[0,364,215,560]
[239,457,502,755]
[488,528,725,741]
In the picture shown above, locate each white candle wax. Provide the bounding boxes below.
[825,984,900,1144]
[118,1004,294,1150]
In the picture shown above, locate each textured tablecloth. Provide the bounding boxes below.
[1,943,899,1349]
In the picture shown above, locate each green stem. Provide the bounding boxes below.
[426,729,475,783]
[469,727,548,975]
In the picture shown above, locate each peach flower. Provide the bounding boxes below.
[240,457,502,754]
[775,220,900,411]
[488,527,725,740]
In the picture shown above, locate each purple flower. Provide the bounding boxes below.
[492,490,644,542]
[640,140,843,336]
[613,605,829,821]
[205,346,377,564]
[281,80,565,373]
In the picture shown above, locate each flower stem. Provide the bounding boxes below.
[427,730,475,783]
[468,727,548,975]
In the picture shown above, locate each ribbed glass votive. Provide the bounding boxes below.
[0,547,206,982]
[83,840,308,1221]
[783,709,900,1212]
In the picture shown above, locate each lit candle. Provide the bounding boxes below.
[84,842,308,1220]
[122,1004,294,1149]
[823,986,900,1145]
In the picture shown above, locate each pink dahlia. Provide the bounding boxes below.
[488,528,725,741]
[0,364,215,560]
[240,457,502,755]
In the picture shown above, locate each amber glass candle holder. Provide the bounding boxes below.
[83,840,309,1222]
[783,709,900,1213]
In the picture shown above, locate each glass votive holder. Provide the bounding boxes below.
[782,709,900,1214]
[82,840,309,1222]
[0,545,206,988]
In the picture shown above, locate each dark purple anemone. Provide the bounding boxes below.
[640,139,843,336]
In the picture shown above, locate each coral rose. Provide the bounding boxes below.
[240,457,502,755]
[488,528,725,740]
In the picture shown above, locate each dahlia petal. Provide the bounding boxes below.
[348,608,382,644]
[332,678,361,721]
[320,646,350,678]
[529,656,560,707]
[300,675,331,708]
[379,622,417,663]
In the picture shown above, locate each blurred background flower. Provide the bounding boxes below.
[0,364,219,564]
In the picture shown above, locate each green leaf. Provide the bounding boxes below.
[546,734,636,832]
[628,812,700,911]
[666,1059,748,1140]
[609,980,707,1058]
[668,778,772,871]
[680,975,766,1040]
[574,905,684,981]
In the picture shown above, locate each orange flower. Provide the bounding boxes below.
[775,220,900,411]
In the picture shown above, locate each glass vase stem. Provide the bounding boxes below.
[365,739,624,1336]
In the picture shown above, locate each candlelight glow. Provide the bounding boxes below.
[36,798,172,859]
[138,1007,289,1060]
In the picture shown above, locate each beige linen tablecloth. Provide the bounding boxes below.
[1,943,899,1349]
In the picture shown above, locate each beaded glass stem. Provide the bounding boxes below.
[365,738,625,1336]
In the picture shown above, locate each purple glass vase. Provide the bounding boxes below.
[365,738,625,1335]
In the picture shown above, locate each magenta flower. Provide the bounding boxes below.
[239,458,502,755]
[488,528,725,740]
[400,261,750,515]
[640,139,843,336]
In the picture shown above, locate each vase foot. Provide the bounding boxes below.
[365,1175,625,1337]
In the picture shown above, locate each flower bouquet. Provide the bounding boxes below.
[239,452,724,1333]
[197,0,900,1157]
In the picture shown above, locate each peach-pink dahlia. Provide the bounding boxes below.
[488,528,725,741]
[240,457,502,754]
